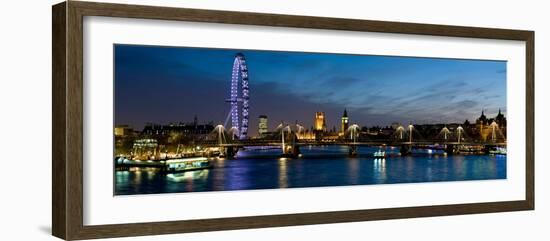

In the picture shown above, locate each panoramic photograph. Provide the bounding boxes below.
[113,44,507,195]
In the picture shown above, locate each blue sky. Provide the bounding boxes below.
[114,44,506,135]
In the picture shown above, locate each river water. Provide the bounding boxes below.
[115,145,506,195]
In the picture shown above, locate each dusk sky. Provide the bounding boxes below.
[114,44,506,135]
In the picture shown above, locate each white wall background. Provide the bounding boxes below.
[0,0,547,240]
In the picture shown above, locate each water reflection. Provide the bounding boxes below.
[225,159,252,190]
[373,158,387,183]
[166,170,209,182]
[347,158,359,184]
[278,158,288,188]
[115,146,507,195]
[453,155,466,180]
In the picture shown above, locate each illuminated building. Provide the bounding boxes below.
[114,125,133,137]
[132,138,158,160]
[340,109,349,135]
[114,125,136,157]
[258,115,268,137]
[314,112,327,132]
[475,109,507,141]
[142,122,214,136]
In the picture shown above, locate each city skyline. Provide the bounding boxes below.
[114,44,506,136]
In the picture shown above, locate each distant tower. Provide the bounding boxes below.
[495,108,506,127]
[193,115,198,127]
[258,115,268,137]
[476,109,489,141]
[340,109,349,135]
[476,109,487,125]
[314,112,327,132]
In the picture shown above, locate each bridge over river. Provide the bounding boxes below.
[195,122,507,158]
[196,138,506,158]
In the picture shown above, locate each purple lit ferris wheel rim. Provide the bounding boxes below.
[229,53,249,139]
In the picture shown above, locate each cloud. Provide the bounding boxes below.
[425,79,467,92]
[452,100,478,109]
[323,76,364,87]
[483,94,501,100]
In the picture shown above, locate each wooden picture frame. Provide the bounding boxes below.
[52,1,534,240]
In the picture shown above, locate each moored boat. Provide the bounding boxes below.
[374,150,386,158]
[164,157,212,173]
[489,147,507,155]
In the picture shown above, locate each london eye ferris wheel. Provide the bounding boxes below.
[225,53,250,139]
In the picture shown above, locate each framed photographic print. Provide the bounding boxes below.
[52,1,534,240]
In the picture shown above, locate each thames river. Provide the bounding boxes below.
[115,146,506,195]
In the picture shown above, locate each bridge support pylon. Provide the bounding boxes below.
[400,144,412,156]
[281,134,301,158]
[223,146,237,159]
[348,145,358,157]
[281,145,300,158]
[445,144,456,155]
[292,145,301,157]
